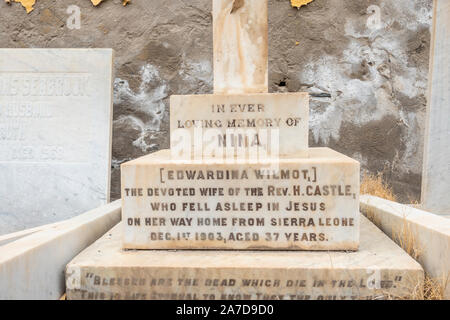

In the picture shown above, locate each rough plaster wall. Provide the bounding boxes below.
[0,0,432,203]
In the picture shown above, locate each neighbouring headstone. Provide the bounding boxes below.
[66,217,423,300]
[421,0,450,215]
[0,49,114,235]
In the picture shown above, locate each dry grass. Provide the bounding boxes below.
[393,217,422,261]
[421,275,448,300]
[386,275,448,300]
[360,172,396,228]
[389,218,445,300]
[360,172,396,201]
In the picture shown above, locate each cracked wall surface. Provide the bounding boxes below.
[0,0,432,202]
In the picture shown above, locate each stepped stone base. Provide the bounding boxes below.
[66,216,423,300]
[121,148,360,251]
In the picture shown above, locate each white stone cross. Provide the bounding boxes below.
[213,0,268,94]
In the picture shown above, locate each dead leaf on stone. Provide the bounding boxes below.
[5,0,129,12]
[230,0,244,14]
[8,0,36,13]
[90,0,130,7]
[291,0,314,9]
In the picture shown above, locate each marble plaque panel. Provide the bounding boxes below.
[170,93,309,159]
[121,148,360,250]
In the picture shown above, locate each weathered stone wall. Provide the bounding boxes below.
[0,0,432,202]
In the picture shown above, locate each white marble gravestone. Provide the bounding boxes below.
[120,0,360,250]
[65,1,425,301]
[0,49,113,235]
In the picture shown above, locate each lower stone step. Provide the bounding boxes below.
[66,216,423,300]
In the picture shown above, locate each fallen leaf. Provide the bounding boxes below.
[5,0,130,12]
[91,0,130,7]
[230,0,244,14]
[13,0,35,13]
[290,0,314,9]
[91,0,103,6]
